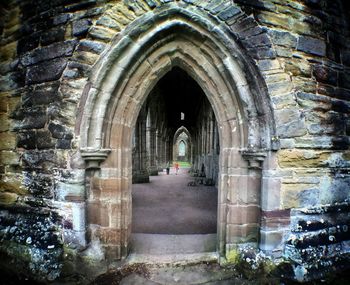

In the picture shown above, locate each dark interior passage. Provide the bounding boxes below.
[132,67,220,235]
[132,167,218,234]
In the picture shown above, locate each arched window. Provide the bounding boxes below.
[178,140,186,156]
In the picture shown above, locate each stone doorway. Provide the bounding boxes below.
[130,68,219,256]
[79,5,277,263]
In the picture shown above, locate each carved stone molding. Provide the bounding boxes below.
[240,149,267,170]
[80,148,111,169]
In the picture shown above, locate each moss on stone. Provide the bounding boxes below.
[226,248,240,264]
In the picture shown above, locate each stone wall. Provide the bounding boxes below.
[239,0,350,280]
[0,0,349,282]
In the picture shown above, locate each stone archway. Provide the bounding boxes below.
[173,126,192,163]
[78,4,277,261]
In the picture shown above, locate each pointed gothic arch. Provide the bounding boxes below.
[173,126,192,162]
[78,4,279,261]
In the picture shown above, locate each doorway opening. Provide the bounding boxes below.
[131,67,219,255]
[79,7,277,262]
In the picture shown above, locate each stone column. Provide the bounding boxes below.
[165,137,172,164]
[148,126,158,175]
[80,148,110,246]
[156,130,163,171]
[132,115,150,183]
[240,150,266,246]
[162,135,167,166]
[225,149,266,251]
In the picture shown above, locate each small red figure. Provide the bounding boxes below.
[174,162,179,175]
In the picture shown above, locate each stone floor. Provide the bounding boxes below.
[132,167,218,234]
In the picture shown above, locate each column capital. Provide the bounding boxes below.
[240,149,267,170]
[80,148,111,170]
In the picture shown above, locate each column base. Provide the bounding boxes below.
[148,166,159,176]
[132,171,150,183]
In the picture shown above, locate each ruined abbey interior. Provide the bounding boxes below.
[0,0,350,283]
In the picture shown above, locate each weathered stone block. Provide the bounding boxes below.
[63,62,91,78]
[15,114,47,130]
[36,130,55,149]
[96,16,121,30]
[17,33,40,54]
[0,132,16,150]
[261,209,290,230]
[56,182,84,202]
[338,71,350,90]
[88,26,115,42]
[53,13,72,26]
[218,6,241,22]
[267,80,293,95]
[0,151,20,165]
[281,183,319,208]
[284,59,311,77]
[99,178,122,201]
[226,224,259,243]
[24,171,54,198]
[227,205,260,224]
[0,59,20,75]
[41,26,66,46]
[260,230,283,251]
[293,77,317,93]
[56,139,71,149]
[0,192,18,205]
[278,149,331,168]
[271,92,298,110]
[0,114,9,131]
[22,150,61,170]
[72,19,92,37]
[248,46,276,59]
[48,122,71,139]
[242,33,271,48]
[307,112,346,137]
[312,64,338,86]
[72,50,99,65]
[145,0,157,8]
[268,29,297,48]
[239,175,261,204]
[275,109,307,138]
[22,82,59,107]
[257,59,281,71]
[0,180,26,195]
[319,175,350,204]
[206,1,231,15]
[21,40,77,66]
[256,11,290,30]
[296,36,326,57]
[296,91,330,110]
[0,72,23,92]
[26,58,67,84]
[63,1,96,13]
[262,177,281,211]
[295,136,333,148]
[77,40,106,54]
[0,42,17,62]
[17,131,36,149]
[341,49,350,66]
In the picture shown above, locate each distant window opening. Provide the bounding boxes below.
[181,112,185,120]
[179,140,186,156]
